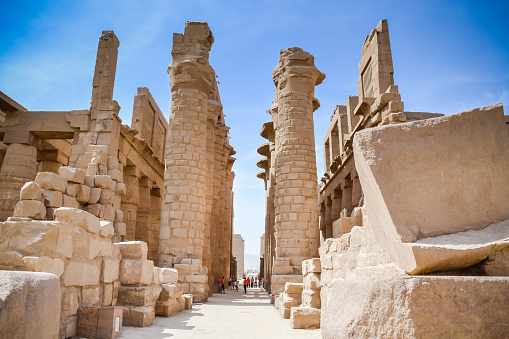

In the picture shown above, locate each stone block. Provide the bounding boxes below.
[301,289,321,308]
[115,241,148,260]
[55,207,101,233]
[182,294,193,309]
[62,194,79,208]
[114,222,126,236]
[271,274,303,287]
[66,182,80,198]
[290,307,320,329]
[43,190,63,208]
[35,172,67,193]
[19,181,43,201]
[116,182,126,196]
[117,285,162,308]
[0,271,61,339]
[84,174,95,187]
[59,166,86,184]
[302,258,321,275]
[152,267,163,285]
[22,255,65,277]
[103,204,116,220]
[77,306,123,339]
[122,306,155,327]
[102,258,120,283]
[100,220,115,238]
[89,187,101,204]
[61,286,81,318]
[353,103,509,274]
[303,273,320,290]
[161,268,179,284]
[0,251,26,270]
[100,189,115,205]
[119,259,154,286]
[186,274,208,283]
[13,199,46,219]
[76,184,91,203]
[97,306,123,338]
[63,259,101,286]
[284,282,303,295]
[158,283,178,301]
[101,283,114,306]
[108,169,123,182]
[155,301,179,317]
[83,203,105,218]
[323,276,509,338]
[82,285,101,307]
[95,175,116,190]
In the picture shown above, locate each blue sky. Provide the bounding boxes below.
[1,0,508,265]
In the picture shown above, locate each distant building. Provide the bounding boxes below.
[232,234,244,280]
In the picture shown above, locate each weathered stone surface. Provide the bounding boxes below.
[302,258,321,275]
[63,259,101,286]
[89,187,101,204]
[13,200,46,219]
[66,182,80,197]
[353,104,509,274]
[58,166,86,184]
[322,276,509,338]
[82,285,101,307]
[100,220,115,238]
[54,207,101,234]
[152,267,163,285]
[0,271,61,339]
[119,259,154,286]
[291,307,320,329]
[284,282,303,295]
[62,194,79,208]
[43,190,63,208]
[22,255,65,277]
[19,181,44,201]
[35,171,67,193]
[122,306,155,327]
[117,285,162,308]
[97,306,123,338]
[301,289,321,309]
[0,220,73,259]
[76,184,91,203]
[182,294,193,309]
[101,258,120,283]
[115,241,148,260]
[0,251,26,270]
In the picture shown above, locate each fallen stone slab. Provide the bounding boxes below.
[322,276,509,338]
[0,271,61,339]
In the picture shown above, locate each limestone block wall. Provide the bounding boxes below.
[0,201,187,337]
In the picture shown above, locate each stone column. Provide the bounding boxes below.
[271,47,325,295]
[325,197,333,239]
[159,22,215,302]
[121,166,139,240]
[331,188,342,235]
[0,143,38,221]
[341,179,353,217]
[352,174,362,208]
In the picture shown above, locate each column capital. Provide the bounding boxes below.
[272,47,325,95]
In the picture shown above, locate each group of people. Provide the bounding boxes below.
[216,276,265,294]
[217,276,239,293]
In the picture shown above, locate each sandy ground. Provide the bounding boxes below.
[121,287,321,338]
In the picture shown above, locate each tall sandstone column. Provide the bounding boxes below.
[271,47,324,295]
[159,22,216,302]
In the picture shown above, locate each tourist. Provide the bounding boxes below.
[220,276,225,293]
[235,280,239,292]
[217,277,221,294]
[243,277,247,293]
[260,277,264,291]
[246,276,250,289]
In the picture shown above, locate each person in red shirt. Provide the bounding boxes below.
[243,277,248,293]
[220,276,225,293]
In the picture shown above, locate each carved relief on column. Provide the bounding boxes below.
[121,165,140,240]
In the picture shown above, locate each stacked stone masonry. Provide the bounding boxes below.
[0,22,234,338]
[258,18,509,336]
[158,22,235,302]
